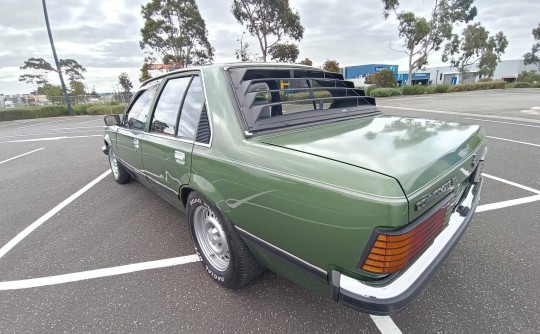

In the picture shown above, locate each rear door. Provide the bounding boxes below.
[115,83,159,185]
[141,73,206,208]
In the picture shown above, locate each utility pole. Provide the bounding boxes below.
[42,0,73,115]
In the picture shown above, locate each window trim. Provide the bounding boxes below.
[122,80,161,132]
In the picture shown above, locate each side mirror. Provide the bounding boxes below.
[104,114,121,126]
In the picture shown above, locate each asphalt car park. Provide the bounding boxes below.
[0,89,539,333]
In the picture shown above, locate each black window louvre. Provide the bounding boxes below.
[195,105,211,144]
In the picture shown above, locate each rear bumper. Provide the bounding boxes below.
[331,178,483,315]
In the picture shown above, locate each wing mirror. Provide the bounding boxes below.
[104,115,121,126]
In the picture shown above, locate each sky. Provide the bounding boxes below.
[0,0,538,95]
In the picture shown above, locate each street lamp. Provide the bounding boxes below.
[42,0,73,115]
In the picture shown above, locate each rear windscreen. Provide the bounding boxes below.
[228,67,378,133]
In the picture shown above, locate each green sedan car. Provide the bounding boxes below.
[102,63,486,314]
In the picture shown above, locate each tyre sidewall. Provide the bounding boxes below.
[187,193,237,287]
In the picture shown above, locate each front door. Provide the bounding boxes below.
[141,74,206,209]
[115,84,159,185]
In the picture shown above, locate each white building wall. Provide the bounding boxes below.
[399,59,537,85]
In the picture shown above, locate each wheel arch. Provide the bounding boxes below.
[180,174,228,215]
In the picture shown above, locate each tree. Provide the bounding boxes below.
[269,42,299,63]
[19,57,86,90]
[36,83,64,104]
[139,62,152,82]
[90,86,99,98]
[368,69,397,87]
[322,59,340,73]
[118,72,134,93]
[69,80,86,96]
[140,0,214,67]
[442,23,508,82]
[382,0,477,85]
[523,23,540,71]
[298,58,313,66]
[231,0,304,62]
[517,71,540,83]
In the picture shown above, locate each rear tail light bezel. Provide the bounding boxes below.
[357,194,454,275]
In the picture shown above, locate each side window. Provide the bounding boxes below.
[150,77,191,136]
[125,85,158,130]
[178,76,205,139]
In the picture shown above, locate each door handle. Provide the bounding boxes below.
[133,138,139,149]
[175,151,185,165]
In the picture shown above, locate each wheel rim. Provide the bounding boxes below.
[109,149,119,179]
[193,206,230,271]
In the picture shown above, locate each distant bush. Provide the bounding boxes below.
[425,86,437,94]
[508,82,533,88]
[435,84,450,93]
[369,88,402,97]
[402,85,426,95]
[0,103,127,122]
[516,71,540,83]
[447,81,506,92]
[478,78,493,82]
[364,85,377,97]
[534,82,540,88]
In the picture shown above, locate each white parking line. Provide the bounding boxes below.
[15,119,72,130]
[0,130,103,140]
[464,118,540,128]
[370,316,403,334]
[0,170,111,260]
[483,174,540,195]
[378,105,540,124]
[78,118,103,125]
[0,148,44,165]
[476,195,540,213]
[487,136,540,148]
[2,135,102,143]
[52,126,104,130]
[0,254,200,291]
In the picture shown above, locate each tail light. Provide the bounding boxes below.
[358,202,451,274]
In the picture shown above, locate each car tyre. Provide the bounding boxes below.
[108,146,131,184]
[187,191,264,289]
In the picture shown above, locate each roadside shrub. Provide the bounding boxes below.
[435,84,450,93]
[0,103,128,122]
[478,78,493,82]
[401,85,426,95]
[86,104,127,115]
[447,81,506,92]
[509,82,533,88]
[533,82,540,88]
[516,70,540,83]
[425,86,437,94]
[369,88,402,97]
[364,85,377,97]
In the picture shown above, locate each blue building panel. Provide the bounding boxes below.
[343,64,398,79]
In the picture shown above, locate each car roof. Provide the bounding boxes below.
[140,62,332,88]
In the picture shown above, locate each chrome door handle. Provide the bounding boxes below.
[175,151,185,165]
[133,139,139,149]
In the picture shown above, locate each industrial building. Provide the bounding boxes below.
[343,59,536,86]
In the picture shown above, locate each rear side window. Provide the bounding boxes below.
[126,85,158,130]
[178,76,205,139]
[150,77,191,136]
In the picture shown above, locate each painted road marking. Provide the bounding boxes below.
[464,118,540,129]
[78,118,103,125]
[378,105,540,124]
[0,130,103,140]
[0,148,44,165]
[15,119,72,130]
[0,170,111,260]
[487,136,540,148]
[483,174,540,195]
[476,195,540,213]
[52,126,104,130]
[0,255,200,291]
[1,134,102,143]
[370,316,403,334]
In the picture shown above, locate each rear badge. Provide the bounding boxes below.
[415,178,457,211]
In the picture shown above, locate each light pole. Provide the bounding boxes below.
[42,0,73,115]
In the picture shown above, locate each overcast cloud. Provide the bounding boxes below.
[0,0,538,94]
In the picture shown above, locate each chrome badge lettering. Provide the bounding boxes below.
[415,178,456,211]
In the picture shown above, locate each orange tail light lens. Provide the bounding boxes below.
[358,202,451,274]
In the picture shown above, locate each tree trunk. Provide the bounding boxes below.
[407,53,413,86]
